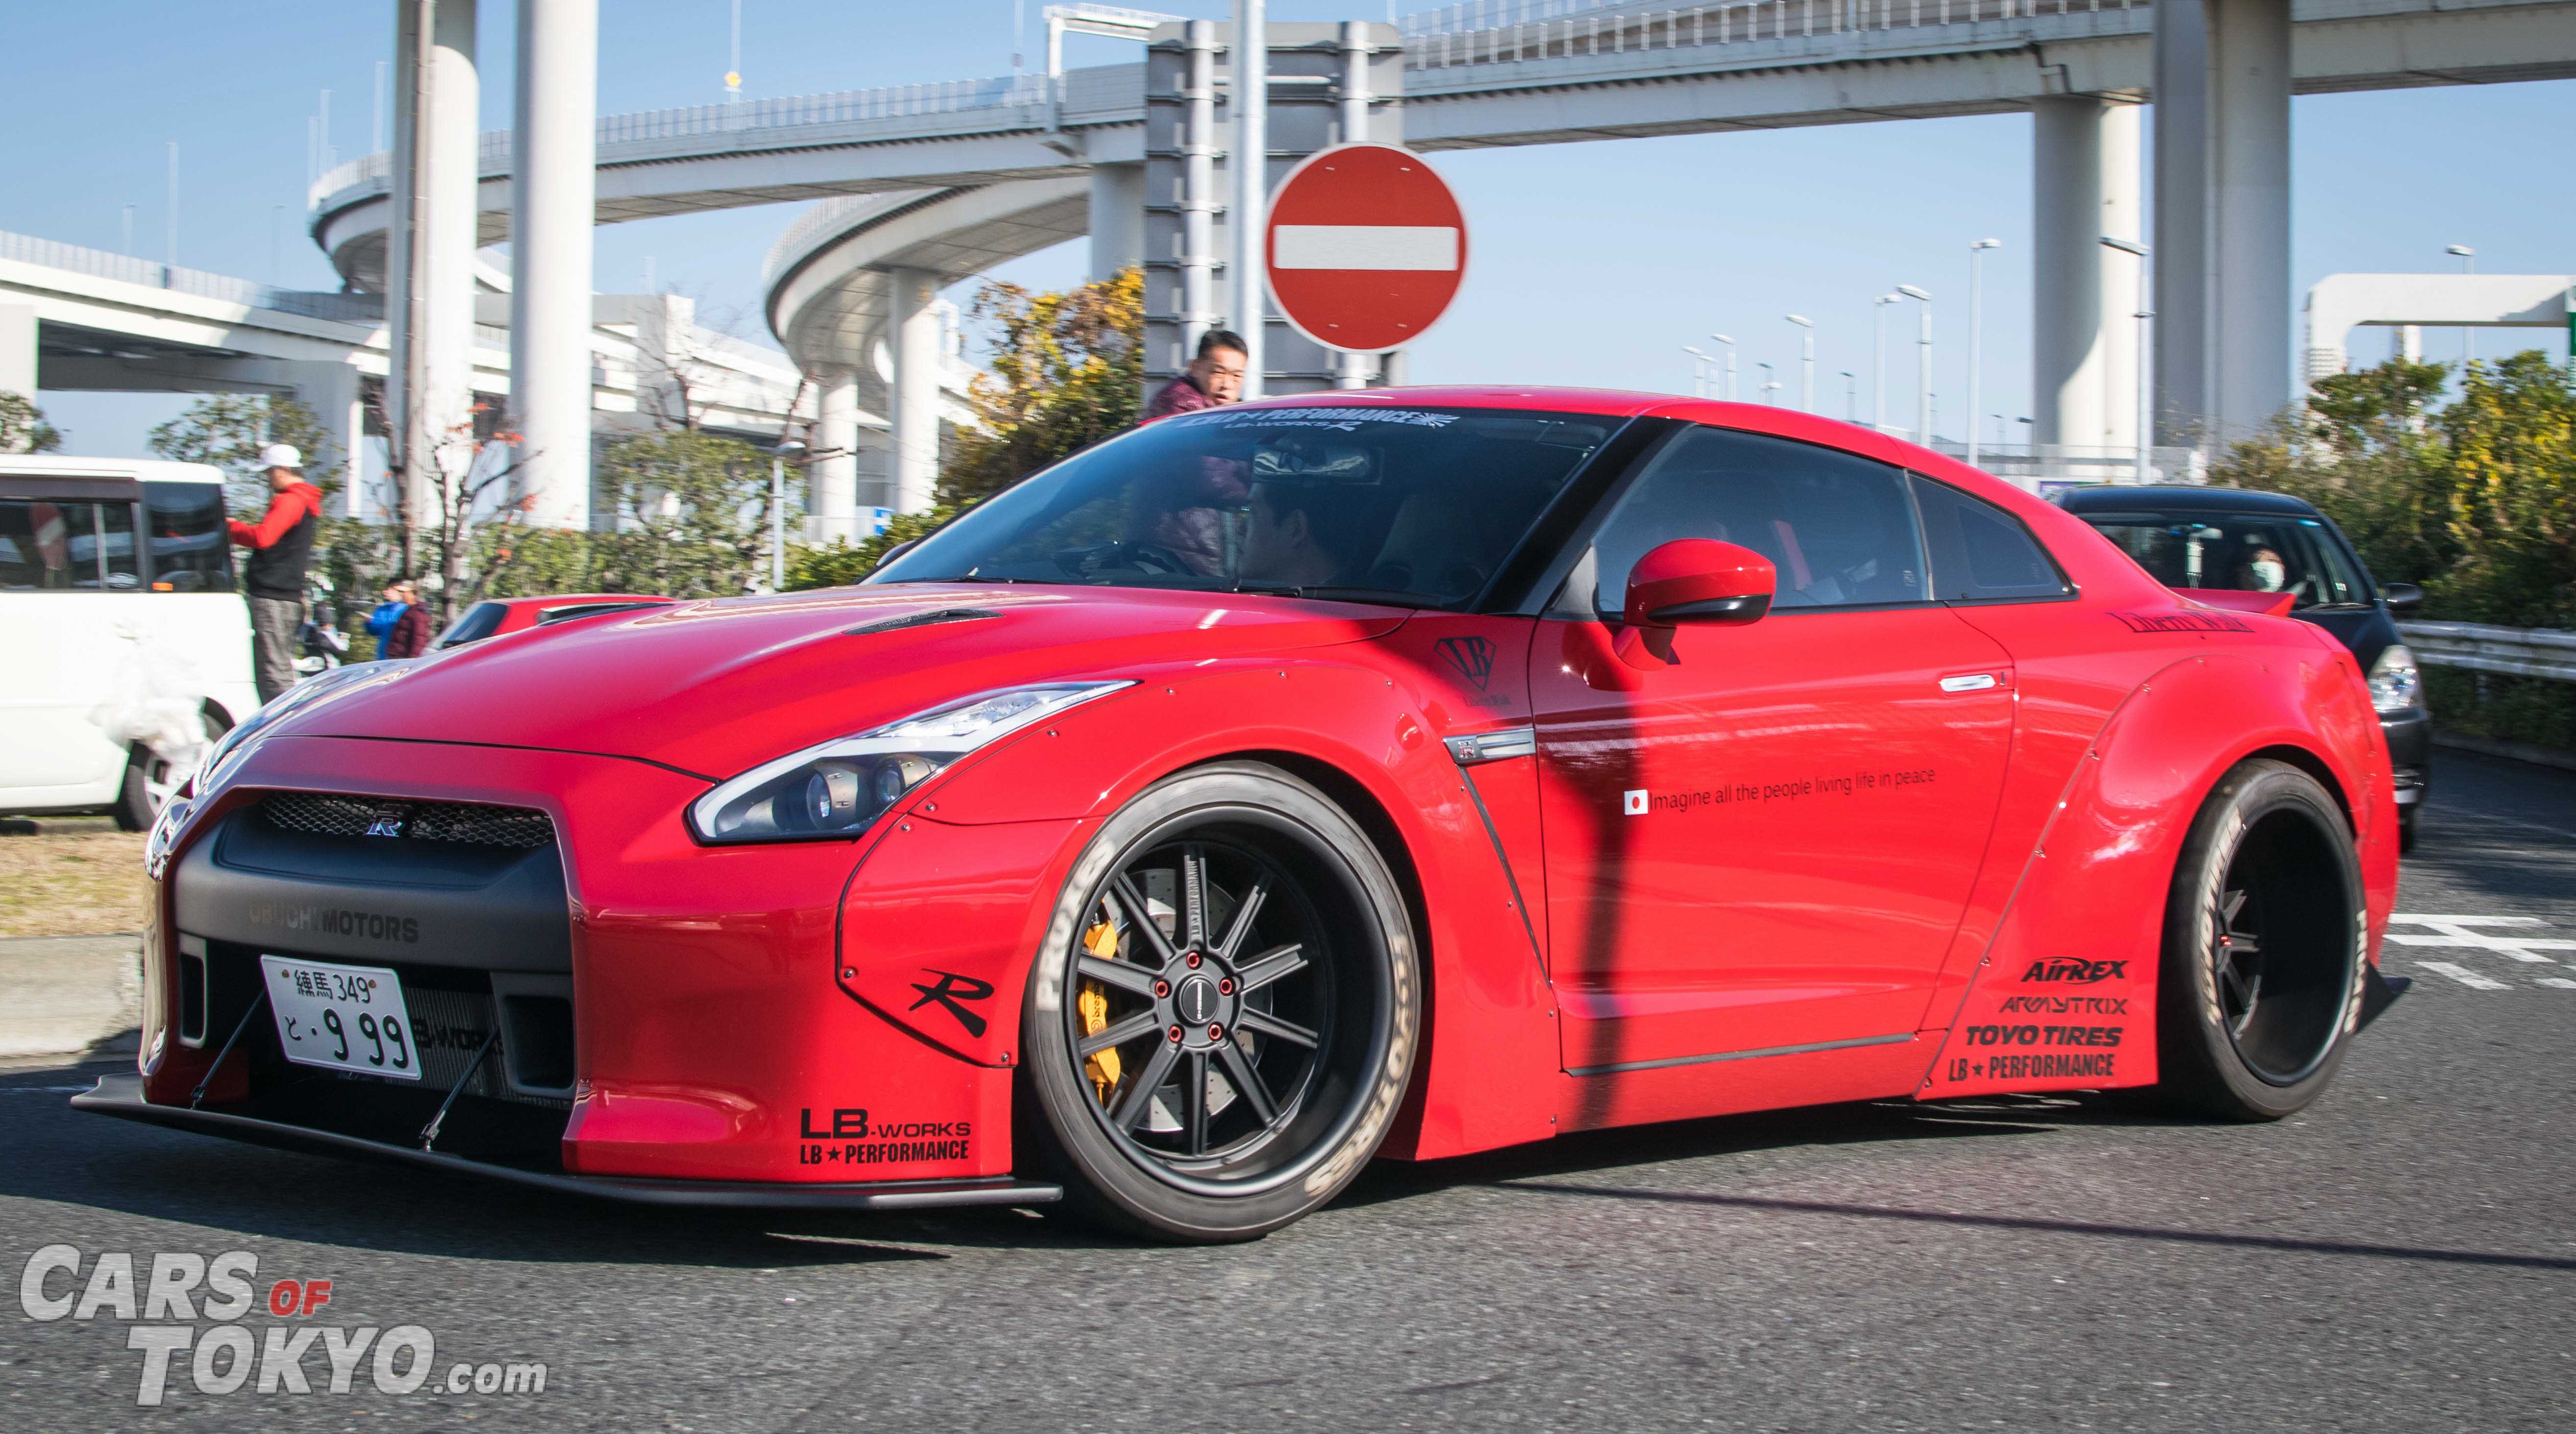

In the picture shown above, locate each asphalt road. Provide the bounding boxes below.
[4,748,2572,1432]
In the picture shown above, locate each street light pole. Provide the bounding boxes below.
[2447,244,2476,368]
[1756,361,1778,405]
[1682,345,1712,398]
[768,437,805,592]
[1871,295,1898,430]
[1897,286,1932,444]
[1785,314,1815,412]
[1710,334,1737,401]
[1841,371,1856,422]
[1966,238,2000,466]
[2101,236,2152,483]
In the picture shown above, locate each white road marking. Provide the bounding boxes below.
[2537,978,2576,990]
[2384,914,2573,963]
[2419,961,2511,990]
[1271,225,1461,270]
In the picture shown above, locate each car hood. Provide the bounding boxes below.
[295,584,1410,779]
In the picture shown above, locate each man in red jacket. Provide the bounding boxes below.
[227,444,325,703]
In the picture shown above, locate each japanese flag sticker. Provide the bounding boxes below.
[1624,790,1649,816]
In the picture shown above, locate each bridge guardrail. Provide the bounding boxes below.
[2398,621,2576,683]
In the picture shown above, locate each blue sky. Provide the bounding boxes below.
[7,1,2569,454]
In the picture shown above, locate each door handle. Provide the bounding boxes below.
[1939,672,2001,693]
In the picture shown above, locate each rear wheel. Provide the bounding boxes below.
[1017,762,1419,1243]
[2150,759,2367,1120]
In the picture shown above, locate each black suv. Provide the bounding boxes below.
[2056,485,2430,850]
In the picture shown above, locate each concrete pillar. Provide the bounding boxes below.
[0,305,35,397]
[810,368,860,543]
[2399,325,2422,362]
[2153,0,2291,450]
[1229,0,1268,401]
[1180,21,1219,359]
[286,361,369,518]
[889,267,941,516]
[1088,163,1145,284]
[508,0,598,530]
[2032,98,2142,453]
[387,0,480,538]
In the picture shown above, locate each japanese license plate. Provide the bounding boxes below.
[260,956,422,1081]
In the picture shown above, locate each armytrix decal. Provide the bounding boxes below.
[2020,956,2127,984]
[1996,994,2130,1016]
[908,970,996,1037]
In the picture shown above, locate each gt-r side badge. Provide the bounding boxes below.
[909,969,997,1037]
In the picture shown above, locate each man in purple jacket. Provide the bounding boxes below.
[1142,329,1247,420]
[1133,331,1252,574]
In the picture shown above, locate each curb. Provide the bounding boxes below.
[0,935,144,1059]
[2433,729,2576,776]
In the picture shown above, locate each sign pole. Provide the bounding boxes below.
[1231,0,1266,402]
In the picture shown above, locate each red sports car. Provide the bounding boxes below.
[83,388,2399,1242]
[430,593,678,650]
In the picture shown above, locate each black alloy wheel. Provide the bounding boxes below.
[1019,763,1419,1242]
[2153,758,2366,1119]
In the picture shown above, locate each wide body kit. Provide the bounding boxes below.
[89,390,2400,1210]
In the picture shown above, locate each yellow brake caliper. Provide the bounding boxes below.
[1079,921,1124,1102]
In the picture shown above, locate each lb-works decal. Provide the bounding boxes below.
[796,1107,974,1168]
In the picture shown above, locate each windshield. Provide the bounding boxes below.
[873,405,1614,607]
[2079,510,2374,610]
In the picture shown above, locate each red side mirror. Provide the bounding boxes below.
[1623,539,1776,627]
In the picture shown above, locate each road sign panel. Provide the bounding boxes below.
[1264,143,1467,355]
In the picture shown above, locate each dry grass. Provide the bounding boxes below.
[0,820,147,938]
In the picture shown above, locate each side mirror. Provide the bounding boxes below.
[2381,581,2424,615]
[866,537,921,577]
[1623,538,1776,627]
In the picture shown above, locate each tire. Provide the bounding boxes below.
[113,705,232,832]
[2149,758,2368,1121]
[2398,806,2420,856]
[1016,761,1420,1243]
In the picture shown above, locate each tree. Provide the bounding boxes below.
[146,394,344,519]
[584,427,786,598]
[940,266,1143,505]
[782,504,957,591]
[0,391,61,454]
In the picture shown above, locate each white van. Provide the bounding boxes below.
[0,457,261,826]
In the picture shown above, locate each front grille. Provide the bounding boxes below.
[262,794,553,849]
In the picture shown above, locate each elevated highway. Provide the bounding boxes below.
[312,0,2576,527]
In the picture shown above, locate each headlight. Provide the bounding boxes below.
[2367,643,2424,715]
[688,682,1132,844]
[192,662,415,801]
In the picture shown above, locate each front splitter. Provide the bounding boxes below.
[72,1074,1060,1211]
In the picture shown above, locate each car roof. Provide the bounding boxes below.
[2054,484,2324,518]
[0,455,226,484]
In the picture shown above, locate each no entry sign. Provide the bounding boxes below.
[1264,143,1467,355]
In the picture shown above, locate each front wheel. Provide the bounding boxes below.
[2149,759,2368,1121]
[113,704,232,832]
[1017,762,1420,1243]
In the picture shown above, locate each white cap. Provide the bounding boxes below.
[258,443,303,471]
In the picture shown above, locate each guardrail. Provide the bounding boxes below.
[2398,621,2576,683]
[1398,0,2143,67]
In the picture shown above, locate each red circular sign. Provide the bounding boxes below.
[1264,143,1468,355]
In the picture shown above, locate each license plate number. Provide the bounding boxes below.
[260,956,422,1081]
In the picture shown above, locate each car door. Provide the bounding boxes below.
[1529,426,2016,1074]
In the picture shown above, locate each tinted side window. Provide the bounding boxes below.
[96,502,140,590]
[0,499,82,589]
[143,481,236,593]
[1579,427,1928,616]
[436,602,508,648]
[1912,476,2071,602]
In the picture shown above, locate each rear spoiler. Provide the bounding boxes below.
[2169,586,2296,619]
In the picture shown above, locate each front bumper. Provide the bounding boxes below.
[73,1075,1058,1211]
[2382,706,2432,807]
